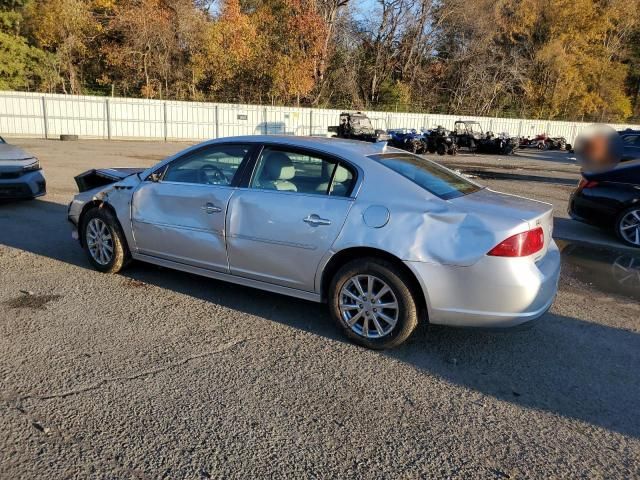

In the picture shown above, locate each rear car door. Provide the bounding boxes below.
[131,143,254,272]
[226,145,357,292]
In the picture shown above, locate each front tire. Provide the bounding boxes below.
[328,258,420,349]
[615,206,640,248]
[81,207,131,273]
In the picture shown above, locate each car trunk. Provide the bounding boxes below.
[449,188,554,258]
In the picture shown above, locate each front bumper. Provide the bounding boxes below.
[406,241,561,328]
[0,170,46,199]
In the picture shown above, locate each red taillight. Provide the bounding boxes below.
[578,178,598,189]
[488,227,545,257]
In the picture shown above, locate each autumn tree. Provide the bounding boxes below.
[27,0,99,94]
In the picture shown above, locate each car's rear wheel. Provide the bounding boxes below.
[329,258,419,349]
[616,206,640,248]
[82,207,131,273]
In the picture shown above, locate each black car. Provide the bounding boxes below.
[619,129,640,161]
[569,160,640,248]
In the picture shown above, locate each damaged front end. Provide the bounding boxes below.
[74,167,146,193]
[68,167,145,244]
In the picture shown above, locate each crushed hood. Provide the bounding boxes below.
[75,167,146,193]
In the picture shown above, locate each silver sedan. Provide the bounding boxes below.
[0,137,46,200]
[68,136,560,349]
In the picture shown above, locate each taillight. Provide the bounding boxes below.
[577,178,598,189]
[488,227,545,257]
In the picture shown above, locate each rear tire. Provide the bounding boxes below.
[328,258,420,349]
[615,206,640,248]
[81,207,131,273]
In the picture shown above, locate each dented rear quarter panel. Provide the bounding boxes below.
[326,155,549,268]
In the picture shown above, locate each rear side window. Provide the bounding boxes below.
[622,135,640,146]
[250,146,355,197]
[369,153,481,200]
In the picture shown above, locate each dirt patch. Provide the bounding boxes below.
[122,278,148,288]
[2,294,62,310]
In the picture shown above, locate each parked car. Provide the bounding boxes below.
[68,136,560,349]
[0,136,46,200]
[569,160,640,248]
[328,112,389,143]
[619,129,640,162]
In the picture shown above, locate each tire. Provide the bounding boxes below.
[81,206,131,273]
[615,206,640,248]
[60,134,78,141]
[328,258,420,349]
[436,143,446,155]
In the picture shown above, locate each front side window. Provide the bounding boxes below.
[162,144,252,186]
[369,152,481,200]
[250,147,354,197]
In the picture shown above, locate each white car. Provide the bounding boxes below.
[0,137,46,200]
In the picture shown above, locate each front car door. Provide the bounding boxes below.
[131,143,254,272]
[226,145,357,292]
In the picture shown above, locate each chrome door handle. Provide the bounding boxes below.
[303,214,332,226]
[201,203,222,214]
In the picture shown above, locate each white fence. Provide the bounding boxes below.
[1,91,638,144]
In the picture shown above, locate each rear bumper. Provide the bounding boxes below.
[0,170,46,199]
[405,241,561,328]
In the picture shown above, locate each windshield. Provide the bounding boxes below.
[369,152,482,200]
[461,122,481,134]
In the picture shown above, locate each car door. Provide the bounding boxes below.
[226,145,357,292]
[131,143,254,272]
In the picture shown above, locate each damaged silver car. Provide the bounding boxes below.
[0,137,46,200]
[68,136,560,349]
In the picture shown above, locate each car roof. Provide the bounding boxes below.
[207,135,395,164]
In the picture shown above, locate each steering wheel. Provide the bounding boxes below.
[198,164,228,185]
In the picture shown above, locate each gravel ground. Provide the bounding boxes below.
[1,139,639,479]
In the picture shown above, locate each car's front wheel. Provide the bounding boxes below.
[82,207,131,273]
[616,206,640,248]
[329,258,420,349]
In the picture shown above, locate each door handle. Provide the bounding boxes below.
[201,202,222,214]
[303,214,332,226]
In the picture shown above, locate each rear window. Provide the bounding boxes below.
[369,153,481,200]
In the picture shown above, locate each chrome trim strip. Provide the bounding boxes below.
[132,219,224,237]
[229,233,316,250]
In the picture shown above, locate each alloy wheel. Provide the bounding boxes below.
[86,218,114,266]
[619,209,640,246]
[339,274,399,339]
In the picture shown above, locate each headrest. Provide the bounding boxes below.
[263,152,295,180]
[333,166,350,183]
